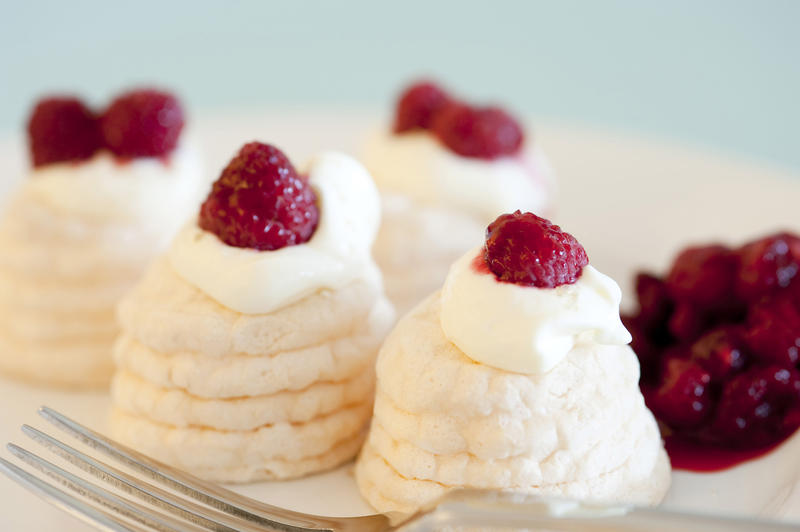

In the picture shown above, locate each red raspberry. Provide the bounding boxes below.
[634,273,674,333]
[690,327,748,381]
[736,232,800,303]
[650,357,713,429]
[666,245,738,309]
[100,89,184,158]
[27,97,101,167]
[745,295,800,367]
[483,211,588,288]
[198,142,319,251]
[393,81,451,133]
[667,302,707,343]
[432,101,524,159]
[623,315,657,382]
[711,365,800,447]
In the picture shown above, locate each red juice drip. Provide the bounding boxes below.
[470,252,491,275]
[665,434,790,472]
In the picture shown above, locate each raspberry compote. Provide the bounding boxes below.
[624,232,800,471]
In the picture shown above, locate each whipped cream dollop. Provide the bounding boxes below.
[363,130,553,222]
[26,143,204,238]
[169,151,382,315]
[440,246,632,374]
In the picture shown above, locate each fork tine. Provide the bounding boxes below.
[7,443,210,532]
[38,406,344,531]
[20,424,278,532]
[0,456,149,532]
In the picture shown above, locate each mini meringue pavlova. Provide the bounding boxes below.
[110,142,394,482]
[364,81,555,315]
[355,211,670,519]
[0,89,204,387]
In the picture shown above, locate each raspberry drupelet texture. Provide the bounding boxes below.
[666,245,738,309]
[27,97,102,167]
[100,89,184,158]
[745,294,800,367]
[432,101,524,159]
[712,365,800,447]
[649,357,712,429]
[483,211,588,288]
[737,232,800,303]
[393,81,452,133]
[198,142,319,251]
[690,326,748,381]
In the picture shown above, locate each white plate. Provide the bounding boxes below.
[2,110,800,530]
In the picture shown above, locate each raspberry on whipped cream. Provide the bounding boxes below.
[441,212,631,374]
[365,81,555,315]
[28,88,186,168]
[431,101,524,159]
[100,89,185,158]
[0,87,204,388]
[484,210,588,288]
[198,142,319,251]
[170,146,383,314]
[393,81,451,133]
[111,145,393,482]
[393,80,524,160]
[27,97,102,167]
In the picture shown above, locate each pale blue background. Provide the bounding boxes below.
[2,0,799,169]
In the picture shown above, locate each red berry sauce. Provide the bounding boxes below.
[626,232,800,471]
[480,211,588,288]
[392,80,524,160]
[198,142,319,251]
[470,252,492,275]
[663,436,785,472]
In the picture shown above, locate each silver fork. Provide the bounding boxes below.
[2,407,799,532]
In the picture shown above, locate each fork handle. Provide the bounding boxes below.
[396,490,800,531]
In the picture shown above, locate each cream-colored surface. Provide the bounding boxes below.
[113,332,379,399]
[355,292,670,517]
[372,194,485,316]
[362,130,553,222]
[440,250,632,374]
[0,333,114,388]
[25,143,205,248]
[111,256,393,482]
[109,406,370,483]
[0,142,205,388]
[118,257,388,360]
[0,189,164,387]
[111,367,375,430]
